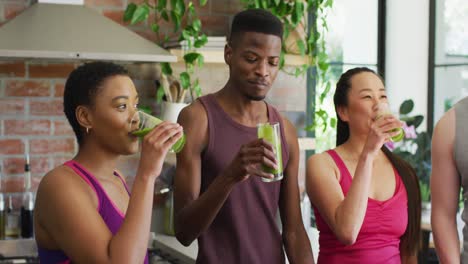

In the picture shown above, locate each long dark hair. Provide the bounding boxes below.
[334,67,421,255]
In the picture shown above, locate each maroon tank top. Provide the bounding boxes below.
[197,94,289,264]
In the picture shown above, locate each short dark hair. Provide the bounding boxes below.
[63,61,129,145]
[229,9,283,46]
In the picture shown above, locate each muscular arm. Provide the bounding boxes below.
[279,117,314,263]
[173,102,236,246]
[431,109,461,263]
[35,122,181,264]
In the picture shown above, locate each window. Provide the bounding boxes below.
[309,0,382,151]
[429,0,468,130]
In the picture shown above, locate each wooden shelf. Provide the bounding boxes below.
[169,49,311,66]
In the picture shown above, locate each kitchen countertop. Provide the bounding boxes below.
[153,233,197,264]
[0,238,37,257]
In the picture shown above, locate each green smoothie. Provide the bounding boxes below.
[132,114,186,153]
[257,123,283,182]
[375,112,405,142]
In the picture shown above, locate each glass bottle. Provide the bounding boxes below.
[5,195,20,238]
[0,193,5,239]
[21,192,34,238]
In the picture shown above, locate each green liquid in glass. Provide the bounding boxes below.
[257,124,283,182]
[132,116,186,153]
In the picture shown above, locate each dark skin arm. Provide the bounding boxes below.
[173,101,277,246]
[280,117,314,264]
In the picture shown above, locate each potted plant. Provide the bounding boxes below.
[124,0,209,121]
[385,100,432,212]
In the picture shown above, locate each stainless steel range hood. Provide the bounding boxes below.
[0,1,176,63]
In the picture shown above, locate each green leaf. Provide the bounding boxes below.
[297,40,306,56]
[320,82,331,103]
[192,19,202,32]
[291,9,299,25]
[161,10,169,21]
[292,1,304,26]
[156,85,165,104]
[254,0,260,8]
[138,106,152,115]
[170,10,181,32]
[273,0,280,6]
[131,5,150,25]
[123,3,137,22]
[407,115,424,128]
[180,72,191,89]
[157,0,167,10]
[193,79,202,97]
[194,34,208,48]
[399,99,414,115]
[151,23,160,33]
[278,2,287,16]
[330,117,337,128]
[294,67,302,77]
[199,0,207,7]
[279,52,286,68]
[172,0,185,15]
[181,29,191,40]
[197,54,204,67]
[161,62,173,76]
[184,52,201,64]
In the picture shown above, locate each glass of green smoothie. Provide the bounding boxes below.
[257,122,283,182]
[130,110,186,153]
[375,103,405,142]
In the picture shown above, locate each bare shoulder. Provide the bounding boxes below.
[433,108,455,144]
[279,115,298,147]
[39,166,81,193]
[178,99,208,126]
[307,151,339,179]
[178,99,208,152]
[280,115,296,137]
[36,165,96,214]
[307,151,335,168]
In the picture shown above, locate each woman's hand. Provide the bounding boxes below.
[138,121,183,180]
[364,115,403,155]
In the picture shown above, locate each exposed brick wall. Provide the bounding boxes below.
[0,61,78,192]
[0,1,307,195]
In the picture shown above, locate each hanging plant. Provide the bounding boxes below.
[124,0,208,103]
[240,0,335,137]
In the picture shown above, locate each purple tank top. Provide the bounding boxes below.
[37,160,149,264]
[196,94,289,264]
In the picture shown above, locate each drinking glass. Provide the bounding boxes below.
[257,122,283,182]
[375,103,405,142]
[130,111,186,153]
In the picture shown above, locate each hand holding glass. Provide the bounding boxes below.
[375,103,405,142]
[257,122,283,182]
[130,111,186,153]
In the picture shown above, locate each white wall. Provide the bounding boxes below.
[386,0,430,129]
[342,0,378,65]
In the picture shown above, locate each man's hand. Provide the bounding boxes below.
[222,138,278,183]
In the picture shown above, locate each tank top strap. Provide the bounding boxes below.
[64,160,102,211]
[113,171,130,195]
[326,149,353,192]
